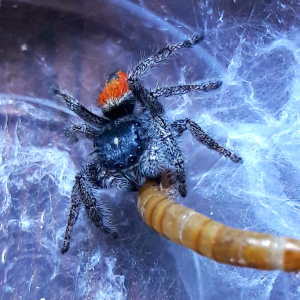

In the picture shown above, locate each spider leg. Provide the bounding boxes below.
[156,116,187,197]
[128,35,204,116]
[128,35,207,116]
[77,169,118,238]
[142,115,187,197]
[85,160,138,192]
[61,179,82,254]
[128,79,164,115]
[61,163,124,253]
[150,81,222,98]
[118,165,145,191]
[128,34,204,80]
[64,124,100,141]
[54,89,109,128]
[171,118,242,163]
[140,139,165,179]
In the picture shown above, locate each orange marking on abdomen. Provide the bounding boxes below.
[98,71,130,107]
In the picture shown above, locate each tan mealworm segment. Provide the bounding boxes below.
[138,181,300,272]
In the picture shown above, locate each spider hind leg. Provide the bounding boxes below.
[61,179,82,254]
[76,172,118,237]
[61,168,118,254]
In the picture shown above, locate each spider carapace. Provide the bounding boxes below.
[55,34,242,254]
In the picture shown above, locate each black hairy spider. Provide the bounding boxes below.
[54,34,242,254]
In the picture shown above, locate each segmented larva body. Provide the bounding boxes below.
[138,181,300,272]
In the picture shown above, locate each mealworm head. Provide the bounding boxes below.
[138,181,300,272]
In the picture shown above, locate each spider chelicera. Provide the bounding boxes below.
[54,34,242,254]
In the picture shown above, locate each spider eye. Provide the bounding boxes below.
[104,162,109,168]
[128,155,137,165]
[114,163,124,169]
[137,146,143,153]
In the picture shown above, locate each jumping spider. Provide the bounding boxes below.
[54,34,242,254]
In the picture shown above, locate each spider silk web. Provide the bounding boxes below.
[0,0,300,299]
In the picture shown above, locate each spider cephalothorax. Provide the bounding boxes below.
[55,34,242,254]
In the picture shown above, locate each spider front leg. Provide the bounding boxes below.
[54,89,109,128]
[128,79,164,116]
[171,118,242,163]
[154,116,187,196]
[150,81,222,98]
[141,115,187,197]
[141,140,187,196]
[128,35,204,116]
[140,139,166,179]
[128,34,204,80]
[64,123,100,142]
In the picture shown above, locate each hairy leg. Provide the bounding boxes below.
[128,35,206,116]
[171,118,242,163]
[128,79,164,116]
[76,169,118,238]
[156,117,187,197]
[147,115,187,197]
[150,81,222,98]
[128,34,204,80]
[64,124,100,141]
[61,164,125,253]
[54,89,109,128]
[61,179,82,254]
[140,139,165,179]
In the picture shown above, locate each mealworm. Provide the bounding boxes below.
[138,181,300,272]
